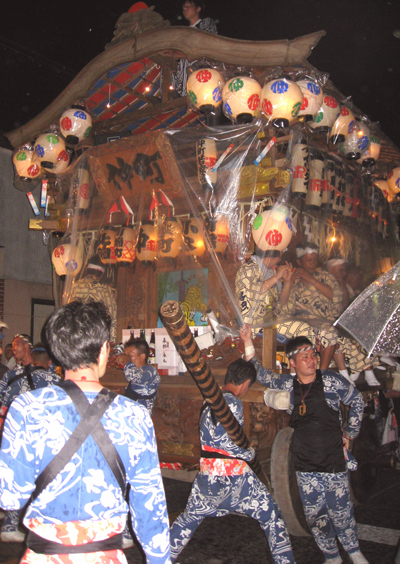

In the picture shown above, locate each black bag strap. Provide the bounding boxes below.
[25,364,34,390]
[31,381,125,503]
[125,386,157,401]
[60,380,126,495]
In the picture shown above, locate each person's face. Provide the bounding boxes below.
[298,252,318,274]
[125,346,146,368]
[182,1,200,22]
[290,345,318,379]
[12,337,28,363]
[329,264,347,281]
[4,345,13,361]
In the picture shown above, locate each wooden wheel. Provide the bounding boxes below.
[270,427,310,537]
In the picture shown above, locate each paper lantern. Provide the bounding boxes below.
[52,243,83,277]
[252,205,293,253]
[387,167,400,195]
[296,79,324,119]
[309,94,341,133]
[306,150,324,208]
[97,225,117,265]
[60,107,92,145]
[374,179,392,200]
[261,79,303,127]
[51,150,70,174]
[340,120,371,160]
[291,137,309,196]
[13,147,41,179]
[207,216,230,255]
[330,106,356,144]
[137,220,158,265]
[183,217,206,258]
[331,161,346,214]
[115,227,137,265]
[321,157,336,208]
[358,135,381,167]
[196,138,217,189]
[73,168,91,211]
[159,217,183,262]
[187,68,224,113]
[222,76,261,123]
[34,133,66,171]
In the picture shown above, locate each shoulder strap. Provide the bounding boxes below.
[31,381,125,503]
[25,364,34,390]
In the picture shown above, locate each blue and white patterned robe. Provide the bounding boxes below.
[123,362,161,414]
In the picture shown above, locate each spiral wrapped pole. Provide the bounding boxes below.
[159,300,270,489]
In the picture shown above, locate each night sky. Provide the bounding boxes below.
[1,0,399,149]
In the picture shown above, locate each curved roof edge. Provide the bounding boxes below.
[5,27,326,149]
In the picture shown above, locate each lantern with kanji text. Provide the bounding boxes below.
[97,225,118,265]
[136,220,158,266]
[115,227,137,266]
[296,79,324,120]
[206,216,230,256]
[222,76,261,123]
[186,68,224,113]
[183,217,206,258]
[330,106,356,144]
[309,94,341,133]
[34,133,66,172]
[59,106,92,145]
[261,78,303,128]
[252,205,293,254]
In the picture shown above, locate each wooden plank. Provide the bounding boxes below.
[262,327,277,371]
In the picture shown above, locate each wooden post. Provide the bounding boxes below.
[262,327,277,370]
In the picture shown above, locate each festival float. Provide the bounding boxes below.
[6,3,400,534]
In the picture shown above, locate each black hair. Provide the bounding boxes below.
[286,336,314,360]
[45,300,111,371]
[124,337,150,363]
[13,334,33,347]
[224,358,256,386]
[31,343,51,367]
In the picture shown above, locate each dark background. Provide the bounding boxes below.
[1,0,399,149]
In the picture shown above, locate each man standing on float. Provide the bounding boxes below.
[240,325,369,564]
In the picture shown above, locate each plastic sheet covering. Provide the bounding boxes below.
[335,261,400,356]
[43,118,398,346]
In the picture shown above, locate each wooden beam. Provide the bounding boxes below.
[262,327,277,371]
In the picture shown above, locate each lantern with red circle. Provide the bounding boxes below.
[13,145,41,180]
[115,227,137,265]
[374,179,392,201]
[296,79,324,120]
[52,243,83,277]
[309,94,341,133]
[136,220,158,265]
[252,205,293,254]
[186,68,224,113]
[183,217,206,258]
[60,106,92,145]
[34,133,66,172]
[261,79,303,128]
[330,106,356,144]
[72,167,91,211]
[51,149,70,174]
[222,76,261,123]
[97,225,118,265]
[387,167,400,195]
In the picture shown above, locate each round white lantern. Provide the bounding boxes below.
[222,76,261,123]
[340,120,371,160]
[159,217,183,262]
[196,138,217,189]
[261,79,303,127]
[187,68,224,113]
[183,217,206,258]
[115,227,137,265]
[13,147,41,179]
[357,135,381,167]
[387,167,400,195]
[309,94,341,132]
[60,106,92,145]
[252,205,293,253]
[97,225,118,265]
[51,150,70,174]
[137,221,158,265]
[52,243,83,277]
[207,216,230,255]
[330,106,356,144]
[296,79,324,119]
[34,133,66,171]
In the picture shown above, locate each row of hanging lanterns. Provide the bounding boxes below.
[51,215,231,276]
